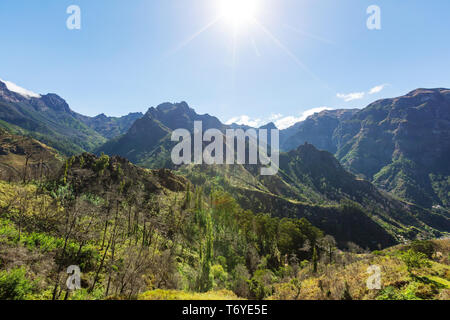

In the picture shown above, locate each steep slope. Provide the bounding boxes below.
[0,80,106,155]
[280,109,359,152]
[96,102,226,168]
[334,89,450,209]
[96,99,449,248]
[76,112,143,139]
[179,143,449,249]
[279,89,450,210]
[0,128,63,182]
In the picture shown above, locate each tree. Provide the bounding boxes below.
[312,246,318,273]
[319,235,336,264]
[401,249,431,275]
[0,268,34,300]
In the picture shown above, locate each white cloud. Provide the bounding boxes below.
[274,107,332,129]
[0,78,41,99]
[337,84,389,102]
[369,84,388,94]
[225,107,333,130]
[225,115,264,128]
[336,92,365,102]
[268,113,283,121]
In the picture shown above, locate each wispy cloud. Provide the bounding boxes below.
[275,107,332,129]
[337,83,389,102]
[225,115,263,128]
[0,78,41,99]
[226,107,333,130]
[369,84,388,94]
[336,92,365,102]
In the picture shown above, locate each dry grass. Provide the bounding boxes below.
[139,289,241,300]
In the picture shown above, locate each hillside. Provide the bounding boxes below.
[280,109,359,153]
[335,89,450,209]
[75,112,143,140]
[0,97,448,300]
[0,128,62,182]
[179,143,449,249]
[280,89,450,210]
[96,102,226,168]
[140,239,450,300]
[0,153,327,300]
[94,101,449,249]
[0,80,142,156]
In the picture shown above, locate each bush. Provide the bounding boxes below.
[0,267,34,300]
[211,264,228,289]
[94,154,110,174]
[407,240,436,259]
[400,249,431,274]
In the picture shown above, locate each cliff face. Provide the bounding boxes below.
[280,109,359,153]
[334,89,450,208]
[279,89,450,209]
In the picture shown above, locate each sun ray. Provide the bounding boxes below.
[170,16,221,54]
[251,35,261,57]
[252,18,333,92]
[284,24,335,45]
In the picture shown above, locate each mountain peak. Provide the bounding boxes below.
[0,78,41,99]
[259,122,277,130]
[406,88,450,97]
[155,101,191,113]
[39,93,72,113]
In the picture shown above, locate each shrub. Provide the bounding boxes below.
[0,267,34,300]
[377,286,401,300]
[400,249,431,274]
[407,240,436,259]
[211,264,228,289]
[94,154,110,174]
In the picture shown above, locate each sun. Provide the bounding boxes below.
[220,0,259,28]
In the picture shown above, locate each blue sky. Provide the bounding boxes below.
[1,0,450,129]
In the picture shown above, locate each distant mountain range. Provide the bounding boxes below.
[0,78,449,247]
[0,79,141,155]
[280,89,450,210]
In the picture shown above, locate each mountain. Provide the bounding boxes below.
[0,79,143,156]
[0,82,448,300]
[76,112,143,139]
[0,128,62,182]
[94,99,449,248]
[334,89,450,209]
[96,102,226,168]
[0,79,106,155]
[280,109,359,152]
[180,143,449,249]
[279,89,450,210]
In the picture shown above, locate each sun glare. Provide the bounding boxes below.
[220,0,259,28]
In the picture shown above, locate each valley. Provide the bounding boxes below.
[0,79,449,300]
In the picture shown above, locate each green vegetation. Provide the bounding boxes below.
[0,154,448,301]
[0,267,34,300]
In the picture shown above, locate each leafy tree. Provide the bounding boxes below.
[0,268,34,300]
[94,153,110,175]
[319,235,336,264]
[408,240,436,259]
[401,249,431,275]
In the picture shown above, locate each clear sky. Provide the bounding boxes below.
[1,0,450,129]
